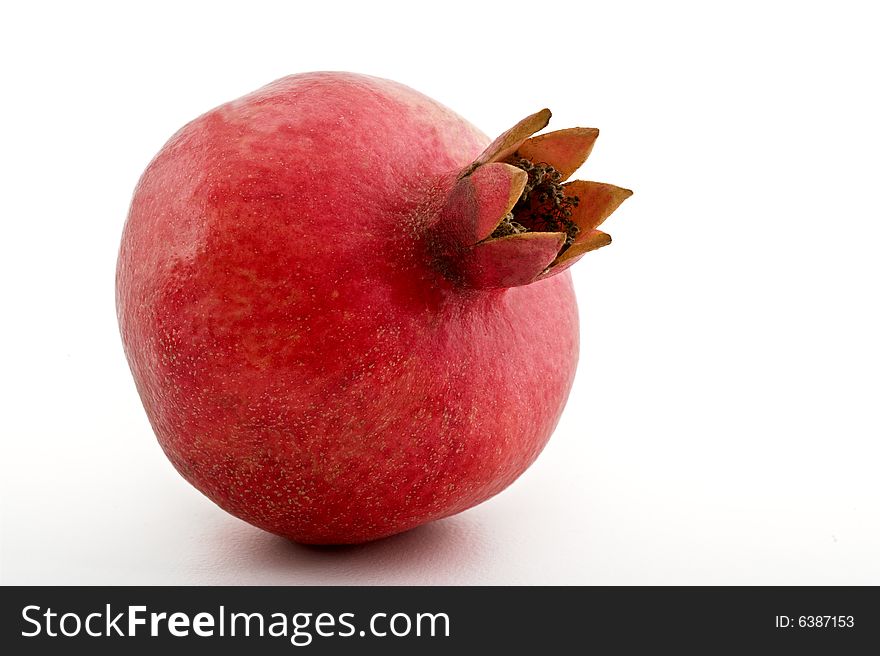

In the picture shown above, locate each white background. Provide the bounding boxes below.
[2,1,878,585]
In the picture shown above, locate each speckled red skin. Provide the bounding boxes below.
[117,72,579,544]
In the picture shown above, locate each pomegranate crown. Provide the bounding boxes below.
[435,109,632,289]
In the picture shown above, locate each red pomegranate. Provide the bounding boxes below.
[116,72,631,544]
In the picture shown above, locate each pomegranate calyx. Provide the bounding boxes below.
[490,156,581,246]
[440,110,632,289]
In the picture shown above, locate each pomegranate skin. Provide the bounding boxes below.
[117,72,579,544]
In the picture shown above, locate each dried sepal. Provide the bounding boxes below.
[515,128,599,181]
[537,230,612,280]
[460,232,565,289]
[467,163,529,242]
[461,109,551,177]
[563,181,633,233]
[441,163,528,245]
[559,228,611,261]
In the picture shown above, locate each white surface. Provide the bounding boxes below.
[2,1,879,585]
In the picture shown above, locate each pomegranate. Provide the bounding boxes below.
[116,72,631,544]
